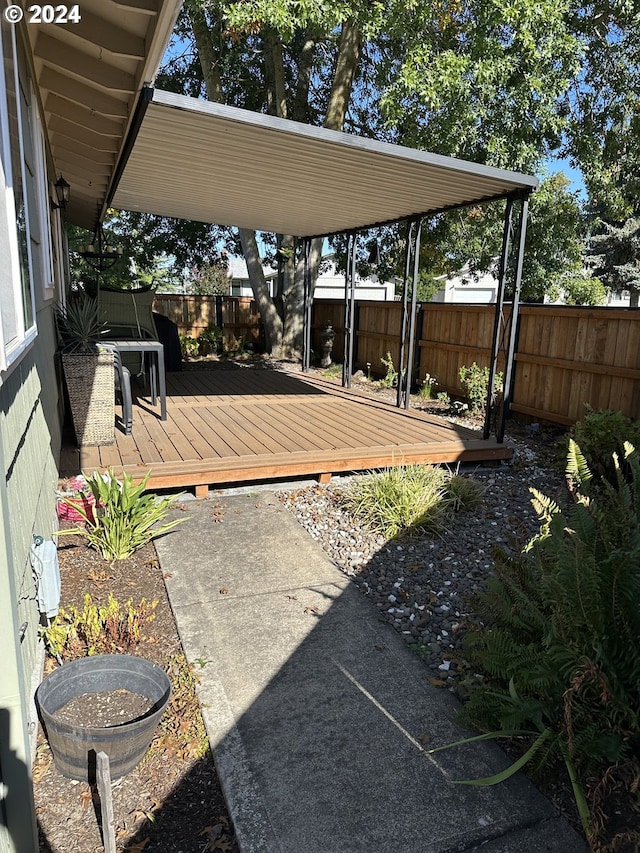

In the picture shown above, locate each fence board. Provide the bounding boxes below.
[153,295,640,425]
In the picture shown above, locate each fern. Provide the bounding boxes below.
[453,442,640,846]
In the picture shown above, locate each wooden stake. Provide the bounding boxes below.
[96,751,116,853]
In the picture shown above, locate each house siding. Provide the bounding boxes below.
[1,313,61,663]
[0,30,62,851]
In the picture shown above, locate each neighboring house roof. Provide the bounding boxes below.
[27,0,182,229]
[226,255,396,300]
[227,257,276,281]
[111,88,539,238]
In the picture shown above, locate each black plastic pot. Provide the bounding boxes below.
[35,654,171,781]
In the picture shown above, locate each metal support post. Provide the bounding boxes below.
[405,218,422,409]
[396,218,421,408]
[497,193,530,442]
[483,195,515,440]
[342,232,357,388]
[302,238,312,372]
[396,220,413,408]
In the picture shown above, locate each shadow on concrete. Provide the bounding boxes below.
[150,494,586,853]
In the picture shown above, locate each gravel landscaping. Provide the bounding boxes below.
[278,422,566,693]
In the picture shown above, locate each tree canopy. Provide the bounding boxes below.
[94,0,639,345]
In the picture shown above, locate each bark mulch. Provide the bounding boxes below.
[34,532,238,853]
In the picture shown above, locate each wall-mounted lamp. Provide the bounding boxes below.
[52,174,71,210]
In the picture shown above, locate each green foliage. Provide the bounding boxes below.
[41,592,158,661]
[586,217,640,303]
[198,325,224,354]
[568,5,639,223]
[458,363,503,414]
[446,474,484,512]
[179,334,200,359]
[395,271,443,303]
[57,470,186,560]
[67,211,230,295]
[455,441,640,845]
[321,362,342,379]
[379,1,580,173]
[228,335,252,357]
[418,373,437,399]
[186,262,229,296]
[562,273,608,306]
[567,408,640,488]
[379,352,398,388]
[436,391,450,405]
[343,464,482,539]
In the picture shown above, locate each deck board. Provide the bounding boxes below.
[62,365,512,490]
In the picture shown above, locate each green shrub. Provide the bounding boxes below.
[568,407,640,487]
[458,363,503,413]
[179,334,199,358]
[343,464,482,538]
[198,325,223,354]
[449,440,640,846]
[57,469,186,560]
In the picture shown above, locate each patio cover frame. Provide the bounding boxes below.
[109,87,538,441]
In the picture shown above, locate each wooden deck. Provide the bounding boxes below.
[59,365,512,495]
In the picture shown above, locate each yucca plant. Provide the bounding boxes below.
[437,440,640,847]
[56,296,107,353]
[57,469,187,560]
[56,296,115,445]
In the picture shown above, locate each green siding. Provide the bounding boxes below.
[0,304,61,679]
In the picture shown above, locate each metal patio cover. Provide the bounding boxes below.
[110,89,538,238]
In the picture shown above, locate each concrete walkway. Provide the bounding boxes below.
[153,492,586,853]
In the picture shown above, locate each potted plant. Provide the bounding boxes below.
[57,296,115,446]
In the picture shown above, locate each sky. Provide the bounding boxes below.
[546,157,586,200]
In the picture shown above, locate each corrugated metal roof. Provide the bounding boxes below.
[111,89,539,238]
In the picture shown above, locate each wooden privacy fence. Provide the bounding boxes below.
[154,294,264,350]
[153,295,640,426]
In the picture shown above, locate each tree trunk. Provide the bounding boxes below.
[238,228,284,355]
[279,21,362,358]
[324,22,361,131]
[187,6,362,358]
[188,2,224,104]
[263,26,287,118]
[292,29,317,122]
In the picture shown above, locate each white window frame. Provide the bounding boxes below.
[0,15,38,374]
[33,109,55,299]
[50,204,66,305]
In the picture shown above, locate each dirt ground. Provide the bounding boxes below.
[34,532,239,853]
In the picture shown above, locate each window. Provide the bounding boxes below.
[32,108,56,298]
[0,14,39,370]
